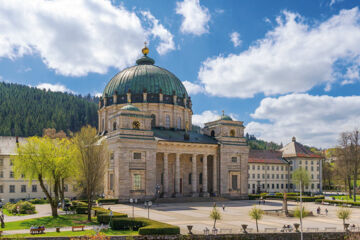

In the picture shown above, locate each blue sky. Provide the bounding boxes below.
[1,0,360,148]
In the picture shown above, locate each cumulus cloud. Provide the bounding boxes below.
[230,32,241,47]
[246,93,360,148]
[141,11,175,55]
[198,8,360,98]
[0,0,174,76]
[37,83,74,93]
[176,0,210,36]
[183,80,204,95]
[192,110,219,127]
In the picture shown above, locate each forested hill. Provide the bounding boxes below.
[245,133,283,150]
[0,82,98,137]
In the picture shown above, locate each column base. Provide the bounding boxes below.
[202,192,210,197]
[175,193,183,198]
[191,192,199,197]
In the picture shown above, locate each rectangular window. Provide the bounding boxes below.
[290,183,293,189]
[133,174,141,190]
[311,166,314,171]
[10,171,14,178]
[281,174,283,179]
[0,159,3,166]
[232,157,237,163]
[306,160,308,165]
[290,166,293,171]
[272,184,274,189]
[32,185,37,192]
[267,166,269,170]
[311,184,314,189]
[305,166,308,170]
[311,161,314,165]
[281,184,284,189]
[9,185,15,193]
[257,174,260,179]
[257,165,260,170]
[0,185,3,193]
[252,174,255,179]
[252,165,255,170]
[0,171,3,178]
[281,166,284,171]
[252,183,255,189]
[133,152,141,160]
[232,175,238,190]
[286,184,288,189]
[262,184,265,189]
[276,174,279,179]
[262,174,265,179]
[276,184,279,189]
[272,166,274,170]
[262,166,265,170]
[272,174,274,179]
[267,174,269,178]
[267,184,269,188]
[109,174,114,190]
[248,184,250,188]
[276,166,279,171]
[21,185,26,193]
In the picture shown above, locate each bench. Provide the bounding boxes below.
[219,229,232,234]
[264,228,277,232]
[325,227,336,232]
[72,225,85,232]
[30,226,45,234]
[306,228,319,232]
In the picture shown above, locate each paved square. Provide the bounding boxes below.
[109,200,360,234]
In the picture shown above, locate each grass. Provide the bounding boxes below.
[2,214,98,231]
[2,229,138,238]
[333,195,360,201]
[2,209,35,217]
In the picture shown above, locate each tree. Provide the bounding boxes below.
[210,206,221,230]
[349,130,360,202]
[74,126,108,221]
[249,206,263,232]
[293,206,309,219]
[292,168,310,193]
[12,137,76,217]
[336,207,351,229]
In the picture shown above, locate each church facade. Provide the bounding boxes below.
[99,47,249,201]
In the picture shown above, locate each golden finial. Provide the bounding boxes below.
[142,41,149,56]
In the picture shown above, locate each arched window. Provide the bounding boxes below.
[210,130,215,137]
[132,121,140,130]
[177,117,181,129]
[165,115,170,128]
[151,114,156,128]
[113,122,117,131]
[230,129,235,137]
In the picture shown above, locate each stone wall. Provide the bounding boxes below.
[10,232,360,240]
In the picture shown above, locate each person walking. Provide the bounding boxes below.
[325,208,328,216]
[222,204,225,211]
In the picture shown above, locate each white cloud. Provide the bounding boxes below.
[141,11,175,55]
[198,8,360,98]
[176,0,210,36]
[182,80,204,95]
[192,110,219,127]
[0,0,173,76]
[246,93,360,148]
[94,92,102,97]
[330,0,343,7]
[230,32,241,47]
[37,83,74,93]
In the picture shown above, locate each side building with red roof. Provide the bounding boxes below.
[248,137,323,194]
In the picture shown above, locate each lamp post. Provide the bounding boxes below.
[144,201,152,219]
[129,198,137,218]
[300,180,303,240]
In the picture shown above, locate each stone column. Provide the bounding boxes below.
[163,153,169,197]
[203,155,209,197]
[175,153,181,197]
[213,154,217,196]
[191,154,198,197]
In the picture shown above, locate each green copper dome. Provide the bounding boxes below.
[219,115,233,121]
[103,54,188,100]
[121,104,140,111]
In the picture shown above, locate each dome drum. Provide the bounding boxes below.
[99,91,191,109]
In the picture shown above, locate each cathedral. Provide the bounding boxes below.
[98,46,249,200]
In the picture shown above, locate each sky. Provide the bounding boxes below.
[1,0,360,148]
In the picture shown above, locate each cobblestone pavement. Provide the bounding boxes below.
[108,200,360,234]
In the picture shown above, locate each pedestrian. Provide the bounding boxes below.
[319,207,321,215]
[325,208,328,216]
[222,204,225,211]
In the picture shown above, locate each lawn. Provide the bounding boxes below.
[2,229,138,238]
[2,208,36,217]
[2,214,97,231]
[333,195,360,201]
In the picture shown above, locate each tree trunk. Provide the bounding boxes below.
[347,176,352,198]
[354,173,357,202]
[213,219,216,229]
[87,198,92,221]
[38,174,58,217]
[60,178,65,209]
[256,219,258,232]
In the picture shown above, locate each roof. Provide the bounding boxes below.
[121,104,140,111]
[281,137,322,158]
[103,54,188,99]
[0,136,26,155]
[248,149,286,164]
[153,129,218,144]
[219,115,232,121]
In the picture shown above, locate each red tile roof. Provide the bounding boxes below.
[281,140,323,158]
[248,150,286,164]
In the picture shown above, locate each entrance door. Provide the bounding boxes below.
[232,175,238,190]
[180,178,183,194]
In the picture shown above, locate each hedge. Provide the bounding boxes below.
[28,198,49,204]
[75,207,88,214]
[109,217,180,235]
[97,198,119,204]
[315,199,360,206]
[249,194,324,202]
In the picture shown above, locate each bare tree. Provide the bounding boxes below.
[350,130,360,202]
[337,132,353,198]
[74,126,108,221]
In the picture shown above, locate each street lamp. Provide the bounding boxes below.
[144,201,152,219]
[129,198,138,218]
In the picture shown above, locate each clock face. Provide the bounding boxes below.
[133,121,140,129]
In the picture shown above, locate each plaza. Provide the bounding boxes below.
[107,200,359,234]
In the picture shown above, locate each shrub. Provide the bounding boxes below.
[4,201,36,214]
[28,198,48,204]
[110,218,144,230]
[75,207,88,214]
[97,198,119,204]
